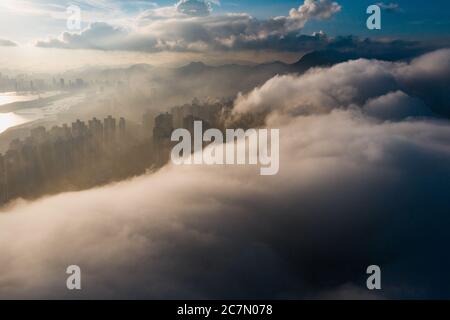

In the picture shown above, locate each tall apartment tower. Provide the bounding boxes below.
[104,115,116,142]
[119,117,126,137]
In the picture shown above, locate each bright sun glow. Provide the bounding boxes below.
[0,112,30,133]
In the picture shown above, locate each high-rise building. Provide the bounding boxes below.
[49,126,65,141]
[72,120,87,138]
[30,126,47,143]
[153,113,173,141]
[76,78,84,88]
[142,111,156,135]
[62,124,71,139]
[104,115,116,141]
[171,106,184,128]
[119,117,126,136]
[88,117,103,137]
[153,113,174,166]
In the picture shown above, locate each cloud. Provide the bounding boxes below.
[36,22,130,50]
[35,0,341,52]
[0,50,450,299]
[376,2,401,12]
[394,49,450,117]
[176,0,217,17]
[34,21,433,58]
[234,60,399,116]
[0,38,17,47]
[234,49,450,118]
[289,0,341,29]
[363,91,432,121]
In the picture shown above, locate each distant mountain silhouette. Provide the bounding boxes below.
[176,61,208,74]
[173,50,365,79]
[72,49,367,84]
[291,50,359,73]
[66,49,437,109]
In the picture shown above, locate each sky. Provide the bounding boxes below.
[0,0,449,72]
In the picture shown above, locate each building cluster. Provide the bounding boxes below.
[0,71,132,93]
[0,115,131,203]
[55,77,87,90]
[148,98,232,164]
[0,98,233,205]
[0,72,88,92]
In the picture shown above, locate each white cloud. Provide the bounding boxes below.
[363,90,432,120]
[376,2,401,12]
[288,0,341,30]
[36,22,133,50]
[35,0,341,52]
[176,0,217,17]
[234,49,450,119]
[234,59,399,116]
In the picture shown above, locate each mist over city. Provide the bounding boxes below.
[0,0,449,300]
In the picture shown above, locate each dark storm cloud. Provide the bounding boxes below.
[0,50,450,299]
